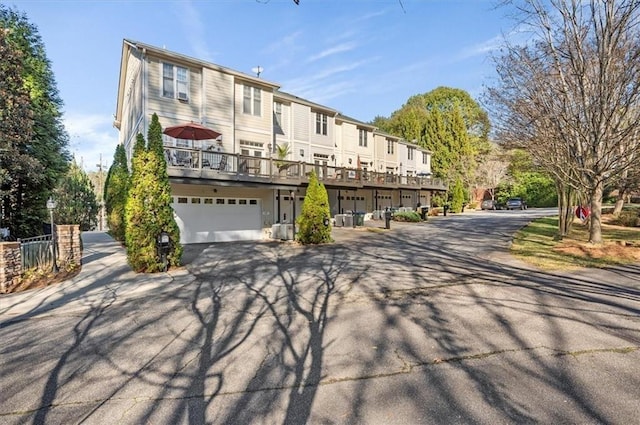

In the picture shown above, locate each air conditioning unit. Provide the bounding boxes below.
[177,92,189,101]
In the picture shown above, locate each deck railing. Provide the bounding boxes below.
[163,146,448,191]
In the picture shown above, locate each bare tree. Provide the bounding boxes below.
[476,152,509,201]
[487,0,640,243]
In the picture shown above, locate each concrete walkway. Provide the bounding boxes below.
[0,232,192,322]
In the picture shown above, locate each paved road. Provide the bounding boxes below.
[1,210,639,424]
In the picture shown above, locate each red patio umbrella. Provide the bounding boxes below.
[163,122,222,141]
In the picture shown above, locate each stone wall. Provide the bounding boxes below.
[0,225,82,294]
[56,225,82,267]
[0,242,21,294]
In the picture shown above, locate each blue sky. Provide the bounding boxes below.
[9,0,514,172]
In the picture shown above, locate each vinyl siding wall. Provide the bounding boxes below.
[121,50,143,160]
[146,54,202,122]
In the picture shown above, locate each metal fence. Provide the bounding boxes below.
[19,234,53,271]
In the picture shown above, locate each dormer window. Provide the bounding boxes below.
[162,63,189,101]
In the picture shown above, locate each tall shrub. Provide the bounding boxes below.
[297,170,332,244]
[125,115,182,272]
[146,113,182,266]
[104,144,129,241]
[450,178,464,213]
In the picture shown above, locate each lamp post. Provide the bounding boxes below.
[47,197,59,273]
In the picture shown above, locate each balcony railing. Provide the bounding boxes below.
[163,146,448,191]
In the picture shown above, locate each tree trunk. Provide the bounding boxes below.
[588,182,604,244]
[612,188,626,216]
[556,180,574,239]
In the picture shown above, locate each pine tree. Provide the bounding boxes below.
[297,170,332,244]
[52,160,99,231]
[0,25,38,237]
[104,144,129,241]
[0,6,70,237]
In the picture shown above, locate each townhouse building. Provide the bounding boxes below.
[114,39,447,244]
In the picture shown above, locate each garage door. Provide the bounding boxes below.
[172,196,262,243]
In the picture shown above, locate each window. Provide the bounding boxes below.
[315,113,327,135]
[243,84,261,116]
[359,129,368,147]
[204,198,213,204]
[387,139,394,154]
[162,63,189,101]
[249,199,257,205]
[228,199,237,205]
[191,198,201,204]
[408,147,414,160]
[274,102,282,127]
[422,152,429,164]
[216,199,225,204]
[239,199,247,205]
[177,197,188,204]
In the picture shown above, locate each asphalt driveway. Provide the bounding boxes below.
[1,210,639,424]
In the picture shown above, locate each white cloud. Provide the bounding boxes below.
[179,0,215,62]
[64,112,119,172]
[306,41,358,63]
[458,34,505,60]
[262,30,304,55]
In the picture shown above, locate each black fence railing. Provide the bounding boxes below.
[163,145,448,191]
[19,234,53,271]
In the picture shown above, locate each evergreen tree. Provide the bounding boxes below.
[104,144,129,241]
[125,115,182,272]
[0,25,39,237]
[146,113,182,267]
[450,177,465,213]
[0,6,70,237]
[52,161,99,231]
[297,170,332,244]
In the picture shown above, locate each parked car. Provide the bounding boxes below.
[481,199,499,210]
[506,197,527,210]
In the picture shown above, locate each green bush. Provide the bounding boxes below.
[613,210,640,227]
[297,170,333,244]
[393,211,421,222]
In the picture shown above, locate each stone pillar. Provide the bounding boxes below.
[56,225,82,267]
[0,242,21,294]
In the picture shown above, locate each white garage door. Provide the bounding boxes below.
[172,196,262,243]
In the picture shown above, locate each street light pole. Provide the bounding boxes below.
[96,153,107,231]
[47,197,59,273]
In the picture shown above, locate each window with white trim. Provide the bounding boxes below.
[162,63,189,101]
[387,139,394,154]
[274,102,283,127]
[358,129,368,147]
[422,152,429,164]
[315,113,327,135]
[407,147,414,160]
[243,85,261,116]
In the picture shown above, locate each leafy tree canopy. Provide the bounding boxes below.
[52,160,99,231]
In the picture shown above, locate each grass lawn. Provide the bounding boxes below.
[511,216,640,270]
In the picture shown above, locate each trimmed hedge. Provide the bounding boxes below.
[393,211,421,222]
